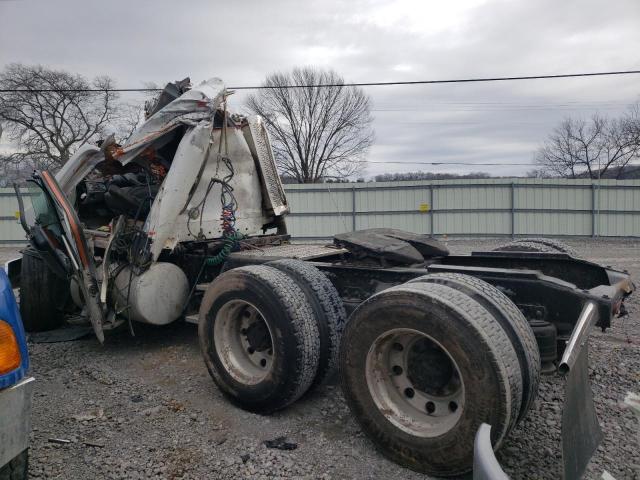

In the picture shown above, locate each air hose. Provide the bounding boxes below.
[205,231,243,266]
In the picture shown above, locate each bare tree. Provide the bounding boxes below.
[0,63,125,172]
[111,101,144,143]
[246,67,374,183]
[536,108,640,179]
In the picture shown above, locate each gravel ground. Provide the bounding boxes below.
[1,238,639,480]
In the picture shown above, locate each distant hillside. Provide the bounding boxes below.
[576,165,640,180]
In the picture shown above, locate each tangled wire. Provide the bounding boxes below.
[204,154,243,265]
[183,97,244,267]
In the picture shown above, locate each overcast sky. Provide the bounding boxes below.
[1,0,639,178]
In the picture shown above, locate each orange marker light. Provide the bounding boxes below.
[0,320,21,375]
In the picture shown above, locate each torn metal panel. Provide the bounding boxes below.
[56,144,105,198]
[117,78,225,166]
[55,78,224,197]
[143,123,212,259]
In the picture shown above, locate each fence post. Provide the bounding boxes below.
[351,185,356,231]
[591,183,596,237]
[510,182,515,239]
[429,184,435,237]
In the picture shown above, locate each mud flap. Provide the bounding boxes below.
[561,343,603,480]
[473,424,509,480]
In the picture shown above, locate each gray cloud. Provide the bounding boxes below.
[1,0,639,177]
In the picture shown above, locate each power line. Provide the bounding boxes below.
[368,161,537,166]
[378,100,630,105]
[0,87,158,93]
[368,160,640,167]
[234,70,640,90]
[371,99,636,111]
[1,69,640,93]
[372,105,629,112]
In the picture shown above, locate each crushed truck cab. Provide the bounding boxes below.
[16,78,288,339]
[13,77,635,477]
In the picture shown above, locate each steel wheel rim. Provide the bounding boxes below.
[213,299,275,385]
[365,328,465,437]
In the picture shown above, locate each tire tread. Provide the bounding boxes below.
[199,264,320,412]
[401,282,522,442]
[268,259,345,389]
[512,237,578,257]
[341,282,523,476]
[493,241,558,253]
[19,250,66,332]
[410,273,540,422]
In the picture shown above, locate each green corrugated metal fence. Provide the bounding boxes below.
[283,178,640,239]
[1,178,639,244]
[0,188,26,245]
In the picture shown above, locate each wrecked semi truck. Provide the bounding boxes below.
[6,78,634,478]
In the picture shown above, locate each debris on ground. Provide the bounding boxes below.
[70,407,104,422]
[83,440,105,448]
[47,438,71,445]
[29,325,92,343]
[263,436,298,451]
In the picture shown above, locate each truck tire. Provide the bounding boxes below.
[198,265,320,413]
[493,240,556,253]
[268,259,346,390]
[340,282,521,476]
[20,249,67,332]
[0,449,28,480]
[512,237,578,257]
[493,239,575,255]
[408,273,540,423]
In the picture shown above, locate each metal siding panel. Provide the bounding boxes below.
[353,188,431,214]
[0,219,24,242]
[599,213,638,237]
[286,214,351,238]
[288,189,352,215]
[515,185,590,211]
[516,213,591,236]
[1,183,638,242]
[355,213,430,234]
[434,212,510,235]
[0,188,24,243]
[600,187,640,211]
